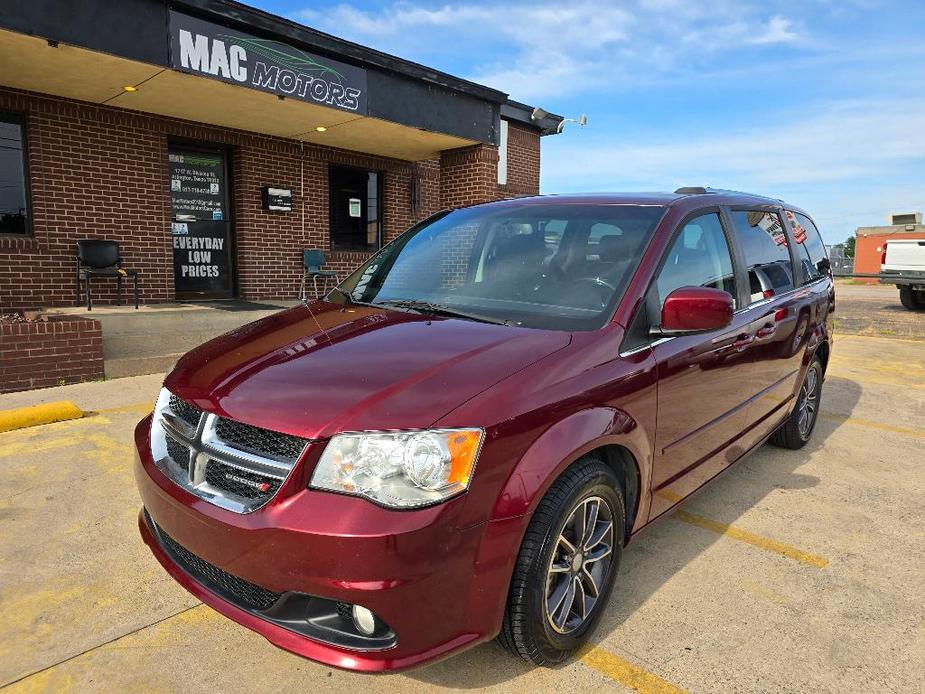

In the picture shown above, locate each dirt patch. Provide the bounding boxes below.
[835,282,925,340]
[0,311,46,324]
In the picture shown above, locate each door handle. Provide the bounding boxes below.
[732,333,756,351]
[756,323,776,339]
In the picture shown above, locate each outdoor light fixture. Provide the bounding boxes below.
[315,126,327,133]
[122,85,138,92]
[47,39,59,48]
[556,114,588,133]
[530,107,549,121]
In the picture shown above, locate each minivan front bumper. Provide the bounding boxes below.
[134,416,522,672]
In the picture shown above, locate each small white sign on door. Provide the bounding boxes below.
[348,197,362,218]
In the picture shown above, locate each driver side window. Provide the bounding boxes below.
[655,213,737,309]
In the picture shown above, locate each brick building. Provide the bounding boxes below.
[0,0,561,311]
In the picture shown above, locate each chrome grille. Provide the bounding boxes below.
[169,395,202,429]
[215,417,306,461]
[151,389,309,513]
[205,460,283,500]
[164,432,190,472]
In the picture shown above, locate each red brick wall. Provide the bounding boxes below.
[0,315,104,392]
[499,121,541,198]
[439,144,500,208]
[0,90,171,311]
[0,88,541,309]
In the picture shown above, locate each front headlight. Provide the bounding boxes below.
[309,429,484,508]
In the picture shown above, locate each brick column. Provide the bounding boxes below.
[439,144,499,208]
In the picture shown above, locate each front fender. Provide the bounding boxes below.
[489,406,652,531]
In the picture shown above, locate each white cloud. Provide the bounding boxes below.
[540,98,925,241]
[295,1,803,100]
[543,99,925,187]
[748,15,799,44]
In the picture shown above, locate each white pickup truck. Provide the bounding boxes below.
[880,238,925,310]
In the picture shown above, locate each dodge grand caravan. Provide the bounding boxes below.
[135,188,834,671]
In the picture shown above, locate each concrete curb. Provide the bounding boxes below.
[0,400,84,433]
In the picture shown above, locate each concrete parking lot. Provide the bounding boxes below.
[1,308,924,692]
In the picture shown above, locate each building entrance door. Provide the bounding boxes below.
[169,144,235,300]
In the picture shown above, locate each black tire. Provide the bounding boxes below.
[497,457,624,665]
[771,356,823,449]
[899,287,924,311]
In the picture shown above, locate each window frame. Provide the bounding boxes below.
[648,206,745,323]
[722,204,800,308]
[328,164,383,253]
[0,111,33,237]
[783,209,829,286]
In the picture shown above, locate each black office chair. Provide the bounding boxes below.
[75,240,140,310]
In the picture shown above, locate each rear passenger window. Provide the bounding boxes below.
[730,210,795,303]
[656,212,737,309]
[786,211,829,282]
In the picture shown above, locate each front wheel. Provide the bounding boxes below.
[771,356,823,449]
[497,457,624,665]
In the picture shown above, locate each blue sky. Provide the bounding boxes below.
[251,0,923,244]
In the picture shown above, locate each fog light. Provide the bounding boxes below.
[352,605,376,635]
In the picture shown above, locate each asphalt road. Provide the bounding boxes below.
[1,319,923,692]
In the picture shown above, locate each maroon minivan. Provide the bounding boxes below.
[135,189,834,671]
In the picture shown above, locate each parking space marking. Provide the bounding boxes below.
[0,435,82,459]
[828,372,925,390]
[579,644,687,694]
[820,414,925,439]
[672,510,828,568]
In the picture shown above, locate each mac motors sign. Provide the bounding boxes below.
[169,11,368,114]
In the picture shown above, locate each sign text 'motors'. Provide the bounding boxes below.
[169,10,368,115]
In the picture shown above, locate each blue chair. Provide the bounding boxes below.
[300,249,340,301]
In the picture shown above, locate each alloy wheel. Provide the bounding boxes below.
[544,495,615,634]
[797,365,820,439]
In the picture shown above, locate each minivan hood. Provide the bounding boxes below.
[165,301,571,440]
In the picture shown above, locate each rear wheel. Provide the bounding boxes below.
[497,457,624,665]
[899,287,925,310]
[771,356,823,449]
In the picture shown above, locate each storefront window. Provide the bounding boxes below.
[329,165,381,252]
[0,114,29,235]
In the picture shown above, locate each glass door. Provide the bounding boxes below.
[169,144,235,300]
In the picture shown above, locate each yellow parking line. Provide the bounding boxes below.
[833,334,925,346]
[673,510,828,568]
[820,414,925,439]
[579,645,687,693]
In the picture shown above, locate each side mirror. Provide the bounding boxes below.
[658,286,734,334]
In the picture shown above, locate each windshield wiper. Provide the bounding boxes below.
[327,287,380,308]
[326,286,357,304]
[375,298,519,326]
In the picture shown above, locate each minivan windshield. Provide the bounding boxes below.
[329,203,666,331]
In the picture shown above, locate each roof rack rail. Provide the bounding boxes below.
[674,186,709,195]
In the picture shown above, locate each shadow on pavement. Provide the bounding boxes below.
[408,375,862,689]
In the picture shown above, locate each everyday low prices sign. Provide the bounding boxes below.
[169,147,232,297]
[169,10,368,115]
